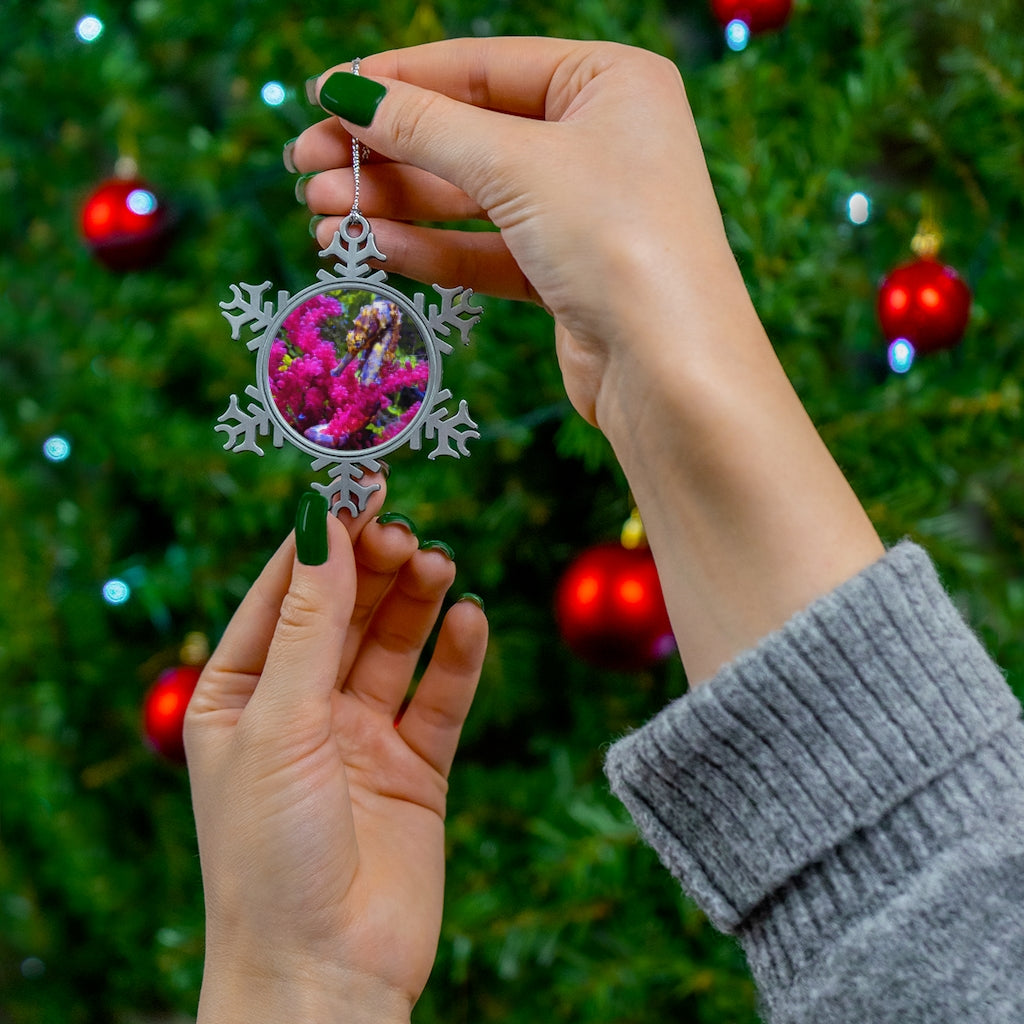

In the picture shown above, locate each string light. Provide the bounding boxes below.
[260,81,287,106]
[42,435,72,462]
[888,338,915,374]
[725,19,751,51]
[126,188,158,215]
[75,15,104,42]
[102,579,131,605]
[847,191,871,225]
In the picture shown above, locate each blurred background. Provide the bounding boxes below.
[2,0,1022,1021]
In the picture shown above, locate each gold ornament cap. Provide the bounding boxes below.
[911,213,943,258]
[180,631,210,666]
[620,507,647,550]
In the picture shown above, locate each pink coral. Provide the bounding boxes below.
[281,293,343,356]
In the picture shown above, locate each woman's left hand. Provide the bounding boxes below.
[185,490,488,1024]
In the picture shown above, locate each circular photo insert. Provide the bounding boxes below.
[267,288,430,453]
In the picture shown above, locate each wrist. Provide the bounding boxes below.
[197,955,412,1024]
[592,257,883,685]
[592,238,764,447]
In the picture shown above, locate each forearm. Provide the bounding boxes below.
[594,249,883,684]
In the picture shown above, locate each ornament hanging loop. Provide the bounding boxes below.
[341,211,371,242]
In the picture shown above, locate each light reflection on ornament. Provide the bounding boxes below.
[75,15,104,42]
[888,338,915,374]
[847,192,871,225]
[261,81,287,106]
[43,435,72,462]
[887,287,909,312]
[726,19,751,50]
[102,578,131,605]
[575,575,601,606]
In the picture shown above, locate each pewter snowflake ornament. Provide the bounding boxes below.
[216,214,481,515]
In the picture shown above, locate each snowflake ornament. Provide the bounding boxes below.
[217,214,482,515]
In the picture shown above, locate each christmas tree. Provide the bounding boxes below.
[2,1,1021,1021]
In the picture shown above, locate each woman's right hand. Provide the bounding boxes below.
[290,38,750,428]
[291,37,884,686]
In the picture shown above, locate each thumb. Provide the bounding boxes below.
[245,492,356,726]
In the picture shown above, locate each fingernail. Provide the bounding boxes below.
[377,460,391,480]
[419,539,455,560]
[282,137,299,174]
[457,593,486,613]
[377,511,417,535]
[308,215,326,239]
[304,75,321,105]
[318,71,387,127]
[294,172,318,205]
[295,491,329,565]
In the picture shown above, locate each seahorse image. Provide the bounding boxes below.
[332,299,402,385]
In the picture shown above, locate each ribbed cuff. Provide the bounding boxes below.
[604,542,1022,939]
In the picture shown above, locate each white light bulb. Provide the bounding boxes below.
[75,15,104,42]
[847,191,871,225]
[261,81,287,107]
[126,189,158,215]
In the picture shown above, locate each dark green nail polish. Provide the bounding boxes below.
[282,137,299,174]
[420,539,455,560]
[294,172,318,205]
[295,491,329,565]
[457,593,486,613]
[318,71,387,127]
[377,511,417,535]
[308,215,326,239]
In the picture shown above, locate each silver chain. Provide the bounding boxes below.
[349,58,363,218]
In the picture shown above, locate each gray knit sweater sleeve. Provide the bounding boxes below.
[604,542,1024,1022]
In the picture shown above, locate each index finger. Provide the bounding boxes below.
[319,36,601,120]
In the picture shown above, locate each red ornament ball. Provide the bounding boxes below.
[711,0,793,33]
[142,665,201,763]
[80,177,169,270]
[877,257,971,354]
[555,543,676,671]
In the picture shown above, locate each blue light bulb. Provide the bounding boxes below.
[726,19,751,51]
[888,338,915,374]
[75,15,104,42]
[43,435,72,462]
[102,579,131,605]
